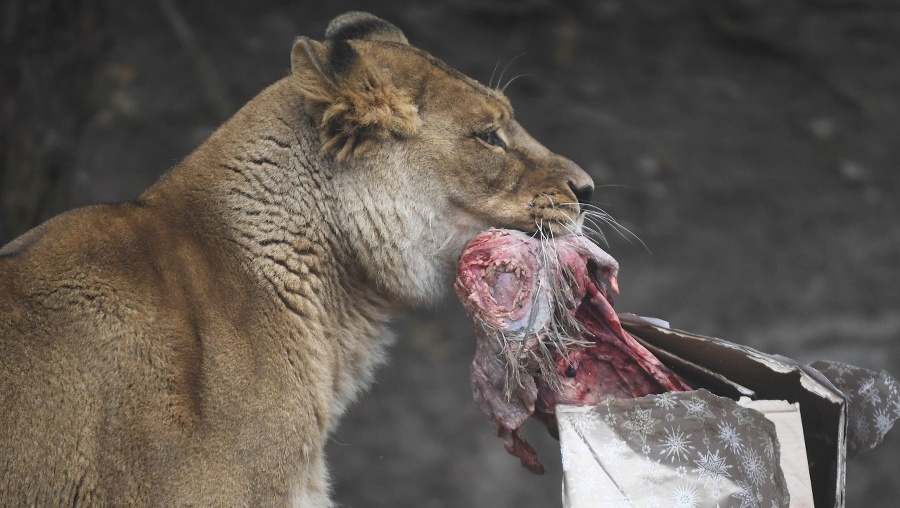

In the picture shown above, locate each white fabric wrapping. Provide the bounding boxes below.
[558,390,792,507]
[737,399,814,507]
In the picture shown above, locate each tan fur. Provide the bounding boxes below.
[293,38,421,161]
[0,12,593,507]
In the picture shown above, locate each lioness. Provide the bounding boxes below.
[0,12,593,506]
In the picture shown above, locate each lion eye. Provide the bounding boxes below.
[475,130,507,149]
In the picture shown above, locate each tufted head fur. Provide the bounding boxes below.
[292,14,419,161]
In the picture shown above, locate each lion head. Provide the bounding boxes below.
[287,12,595,304]
[293,12,593,230]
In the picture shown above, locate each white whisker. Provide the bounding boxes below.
[495,52,527,92]
[501,73,530,93]
[557,201,651,254]
[487,57,502,90]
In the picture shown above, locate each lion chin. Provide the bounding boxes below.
[0,11,595,507]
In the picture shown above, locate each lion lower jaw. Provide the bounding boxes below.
[330,184,475,309]
[343,222,467,308]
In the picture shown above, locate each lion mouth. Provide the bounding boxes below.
[455,228,689,474]
[455,229,618,330]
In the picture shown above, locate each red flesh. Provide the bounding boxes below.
[455,229,692,473]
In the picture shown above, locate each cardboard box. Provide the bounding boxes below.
[554,314,900,508]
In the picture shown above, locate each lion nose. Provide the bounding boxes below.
[568,181,594,210]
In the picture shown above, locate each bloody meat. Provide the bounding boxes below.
[455,229,692,473]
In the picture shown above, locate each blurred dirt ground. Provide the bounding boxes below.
[2,0,899,506]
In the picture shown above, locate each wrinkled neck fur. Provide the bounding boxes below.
[143,79,402,414]
[144,79,379,316]
[332,164,469,308]
[147,77,462,318]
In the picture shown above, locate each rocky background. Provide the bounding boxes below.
[2,0,898,506]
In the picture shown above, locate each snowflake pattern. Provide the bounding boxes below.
[639,460,666,485]
[564,409,601,435]
[810,360,900,457]
[875,407,894,438]
[622,406,659,442]
[739,447,767,486]
[817,360,855,380]
[732,480,762,508]
[681,395,715,420]
[598,438,629,466]
[654,391,678,410]
[670,482,701,508]
[659,426,694,463]
[569,467,603,499]
[692,449,732,486]
[851,405,871,443]
[731,406,752,426]
[558,390,791,507]
[859,378,882,405]
[556,359,899,507]
[717,422,744,452]
[761,434,775,462]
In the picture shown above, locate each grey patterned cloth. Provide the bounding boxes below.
[558,389,792,508]
[557,362,900,507]
[810,360,900,459]
[554,316,900,506]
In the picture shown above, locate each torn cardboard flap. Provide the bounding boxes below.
[617,314,845,507]
[601,313,900,508]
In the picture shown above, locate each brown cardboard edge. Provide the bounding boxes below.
[619,314,847,508]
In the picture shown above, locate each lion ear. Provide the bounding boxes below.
[291,15,420,161]
[324,11,409,45]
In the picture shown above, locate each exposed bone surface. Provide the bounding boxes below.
[455,228,691,473]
